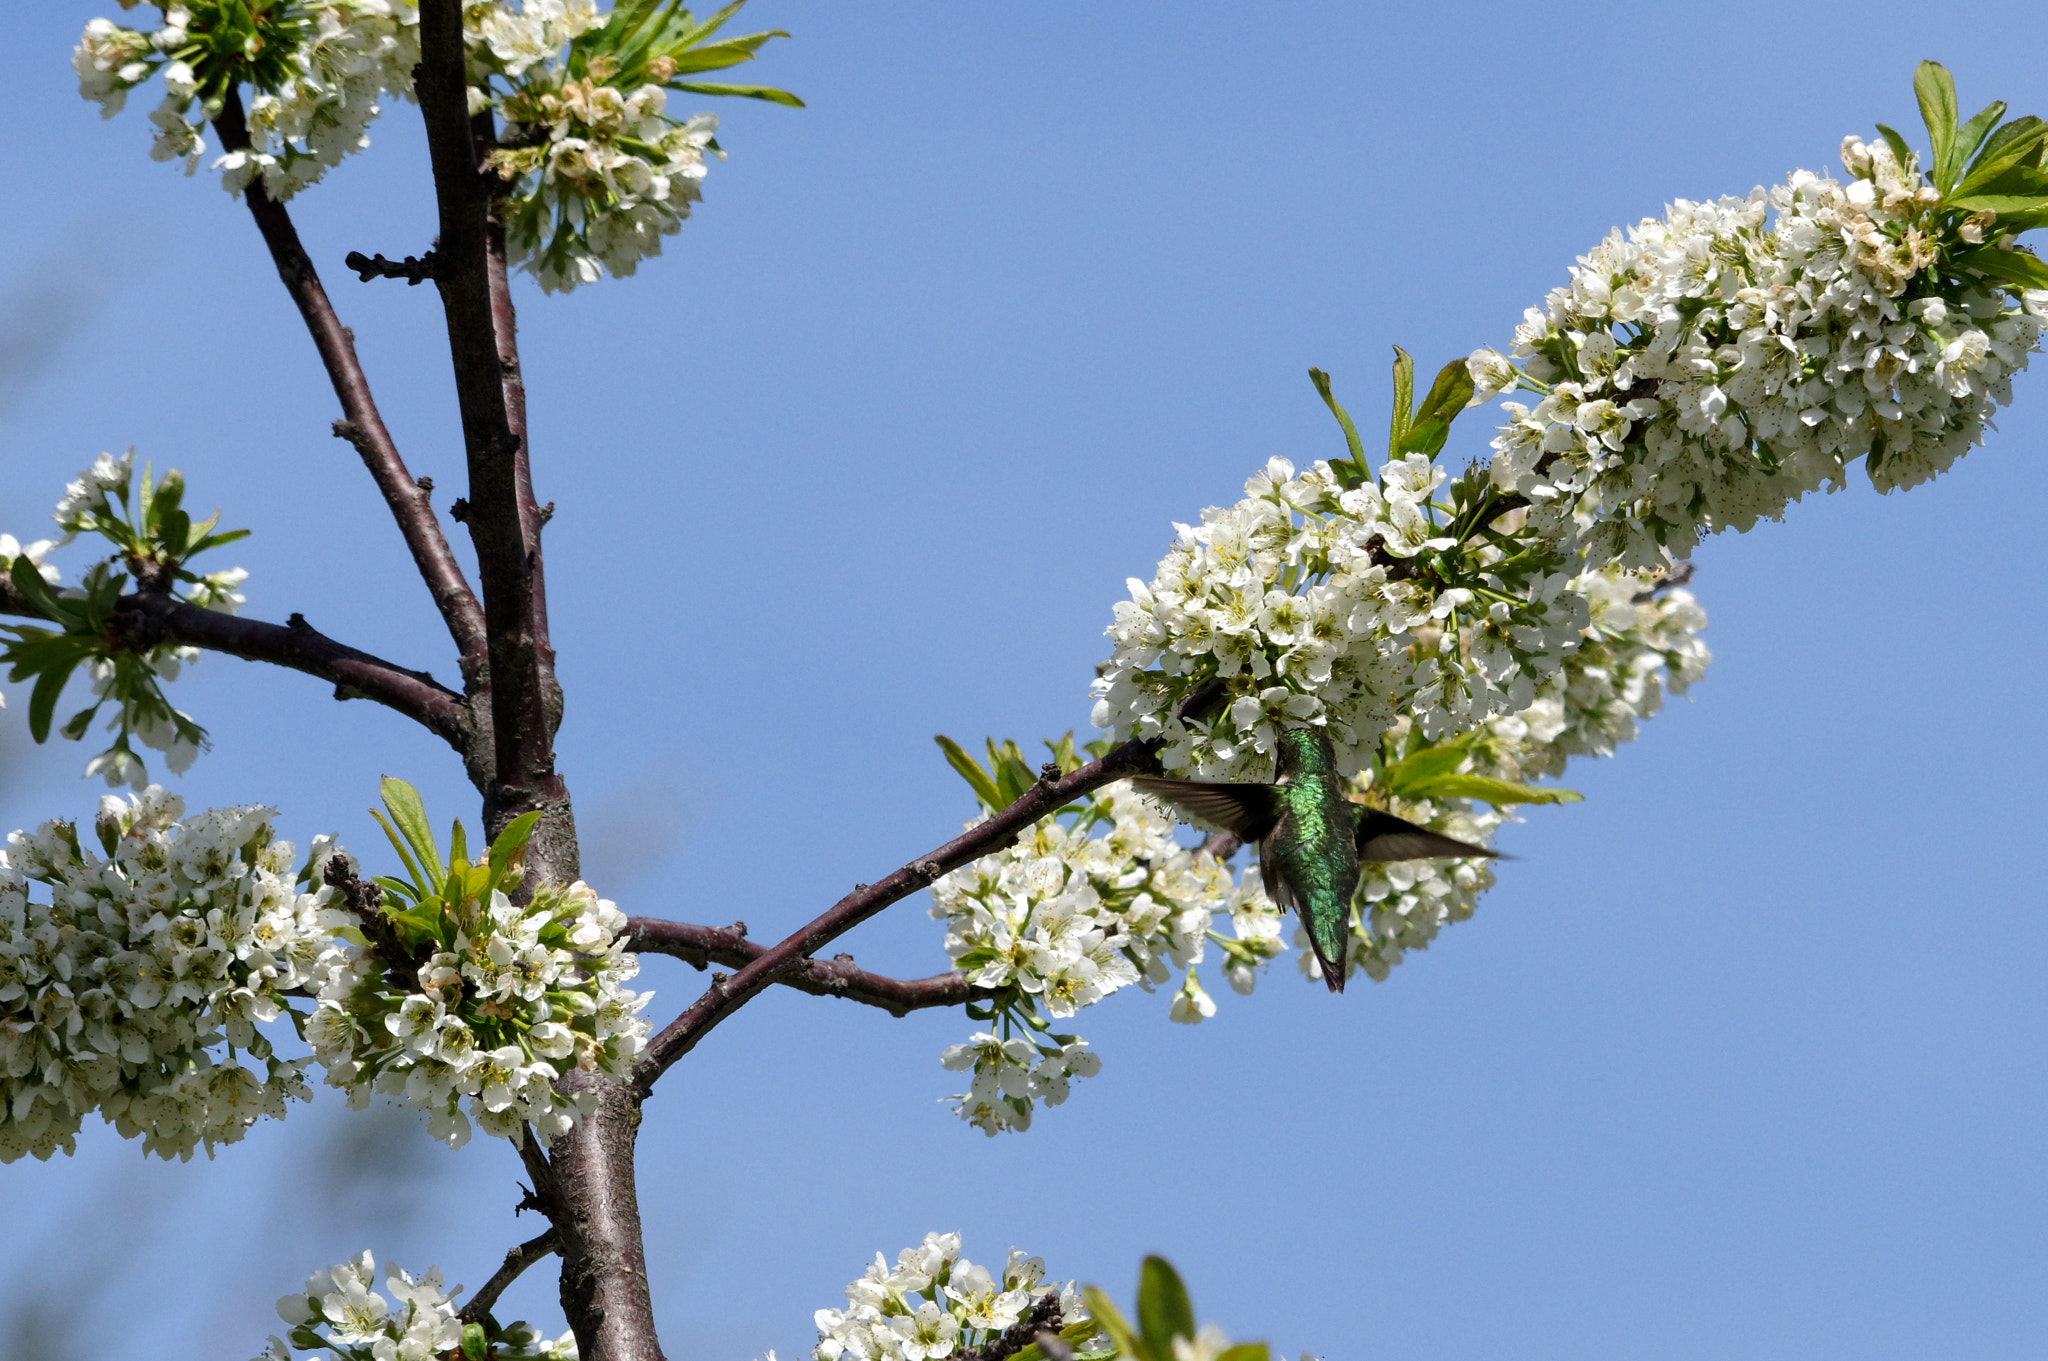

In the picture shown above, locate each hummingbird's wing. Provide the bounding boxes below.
[1129,778,1283,842]
[1353,807,1499,862]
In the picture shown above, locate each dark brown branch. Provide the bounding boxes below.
[1,582,467,747]
[322,854,429,990]
[209,90,488,682]
[416,1,560,829]
[959,1292,1064,1361]
[459,1228,562,1327]
[344,249,442,284]
[633,681,1225,1090]
[624,918,990,1017]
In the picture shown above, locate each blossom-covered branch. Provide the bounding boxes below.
[629,703,1217,1089]
[624,917,987,1016]
[210,87,489,678]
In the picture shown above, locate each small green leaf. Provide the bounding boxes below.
[461,1322,489,1361]
[1382,745,1466,798]
[378,777,444,894]
[9,556,73,623]
[1136,1257,1196,1361]
[487,810,544,887]
[27,654,82,744]
[1415,774,1584,808]
[935,735,1002,810]
[369,810,431,899]
[1397,356,1477,458]
[1386,345,1415,461]
[1214,1346,1271,1361]
[1956,117,2048,198]
[1081,1288,1149,1361]
[1307,368,1366,466]
[448,819,469,870]
[1953,245,2048,289]
[1943,193,2048,215]
[668,80,804,106]
[1873,123,1916,174]
[994,753,1036,810]
[1950,98,2009,192]
[1914,61,1958,190]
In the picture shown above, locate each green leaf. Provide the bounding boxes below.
[461,1322,489,1361]
[1080,1288,1149,1361]
[9,556,74,624]
[1136,1257,1196,1361]
[27,653,83,744]
[1873,123,1916,174]
[1414,774,1584,808]
[187,526,252,556]
[448,819,469,871]
[1914,61,1958,190]
[1397,356,1477,457]
[1214,1346,1271,1361]
[1943,193,2048,215]
[368,812,429,898]
[668,80,804,106]
[994,752,1036,810]
[158,508,192,559]
[1386,345,1415,461]
[1956,117,2048,198]
[935,734,1002,810]
[1307,368,1368,487]
[1952,245,2048,289]
[378,777,444,895]
[1950,98,2009,192]
[1382,744,1466,798]
[488,810,543,887]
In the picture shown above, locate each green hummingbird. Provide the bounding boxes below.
[1132,725,1495,993]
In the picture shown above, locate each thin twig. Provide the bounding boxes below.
[633,681,1224,1090]
[0,580,468,747]
[344,249,442,284]
[458,1228,561,1326]
[625,918,990,1016]
[209,90,488,680]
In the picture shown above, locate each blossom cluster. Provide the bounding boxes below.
[3,449,249,787]
[811,1232,1091,1361]
[1090,449,1594,782]
[76,1,421,200]
[307,871,651,1150]
[73,2,796,291]
[255,1249,575,1361]
[928,776,1260,1133]
[475,3,728,292]
[1337,568,1706,984]
[1480,137,2046,568]
[0,788,328,1163]
[301,782,650,1149]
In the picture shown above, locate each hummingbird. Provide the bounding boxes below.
[1132,725,1495,994]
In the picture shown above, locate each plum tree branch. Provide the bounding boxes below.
[459,1228,562,1327]
[415,0,563,835]
[624,918,989,1016]
[0,578,467,748]
[632,680,1224,1091]
[209,90,488,682]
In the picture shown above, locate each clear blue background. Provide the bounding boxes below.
[1,4,2042,1359]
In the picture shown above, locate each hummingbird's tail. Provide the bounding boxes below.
[1305,922,1348,994]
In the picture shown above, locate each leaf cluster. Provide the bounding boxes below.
[568,0,804,107]
[1891,60,2048,289]
[2,463,246,780]
[1310,346,1474,491]
[1083,1257,1270,1361]
[367,777,542,957]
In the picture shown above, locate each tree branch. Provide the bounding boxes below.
[416,1,561,831]
[459,1228,562,1327]
[632,682,1225,1090]
[210,90,489,682]
[1,581,468,748]
[344,249,443,285]
[624,918,990,1017]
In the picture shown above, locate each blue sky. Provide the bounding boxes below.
[1,3,2044,1358]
